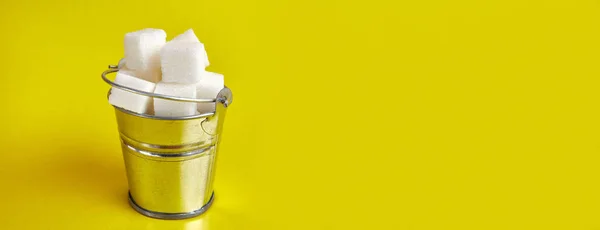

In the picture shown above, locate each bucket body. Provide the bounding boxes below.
[113,88,231,219]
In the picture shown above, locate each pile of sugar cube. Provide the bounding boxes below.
[108,28,224,117]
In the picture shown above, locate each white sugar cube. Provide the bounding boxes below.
[172,29,200,43]
[160,39,209,84]
[153,82,197,117]
[124,28,166,82]
[108,70,156,114]
[172,29,210,67]
[196,71,225,114]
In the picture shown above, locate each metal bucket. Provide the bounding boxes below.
[101,62,232,219]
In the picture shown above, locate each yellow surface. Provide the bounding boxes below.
[1,0,600,229]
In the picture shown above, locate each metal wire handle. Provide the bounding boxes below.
[101,61,231,105]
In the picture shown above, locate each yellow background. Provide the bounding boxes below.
[1,0,600,229]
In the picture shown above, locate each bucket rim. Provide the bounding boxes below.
[113,105,216,120]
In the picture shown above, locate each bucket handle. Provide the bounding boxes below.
[102,61,231,107]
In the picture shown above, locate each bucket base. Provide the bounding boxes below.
[128,191,215,220]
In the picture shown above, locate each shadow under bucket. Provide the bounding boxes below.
[102,65,233,219]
